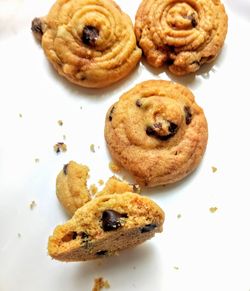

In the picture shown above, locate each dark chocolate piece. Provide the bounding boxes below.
[82,26,99,47]
[63,164,68,175]
[96,250,108,256]
[102,210,128,232]
[109,106,115,121]
[184,106,192,125]
[136,99,142,107]
[140,224,157,233]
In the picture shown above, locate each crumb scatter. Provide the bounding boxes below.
[212,166,218,173]
[92,277,110,291]
[30,201,37,210]
[54,142,67,153]
[58,120,63,126]
[90,184,98,195]
[98,179,104,186]
[209,207,218,213]
[90,144,95,153]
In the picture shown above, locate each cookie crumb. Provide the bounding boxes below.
[211,166,217,173]
[90,184,98,195]
[58,120,63,126]
[177,214,182,219]
[109,162,121,173]
[92,278,110,291]
[19,113,23,118]
[90,144,95,153]
[209,207,218,213]
[17,233,21,238]
[35,158,40,163]
[98,179,104,186]
[54,142,67,154]
[173,266,179,270]
[30,201,37,210]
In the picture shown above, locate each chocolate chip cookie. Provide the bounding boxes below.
[48,193,164,261]
[105,80,208,187]
[32,0,141,88]
[135,0,228,75]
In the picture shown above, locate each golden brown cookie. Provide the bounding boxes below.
[56,161,90,216]
[48,193,164,261]
[105,80,208,187]
[32,0,141,88]
[135,0,228,75]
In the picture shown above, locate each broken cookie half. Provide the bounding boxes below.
[48,193,164,262]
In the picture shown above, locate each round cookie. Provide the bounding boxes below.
[32,0,141,88]
[135,0,228,75]
[105,80,208,187]
[48,193,164,262]
[56,161,90,216]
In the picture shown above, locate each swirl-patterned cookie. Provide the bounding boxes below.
[105,80,208,187]
[135,0,228,75]
[48,193,164,261]
[32,0,141,88]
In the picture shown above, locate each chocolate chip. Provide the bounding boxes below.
[146,122,178,141]
[184,106,192,125]
[146,126,155,136]
[169,122,178,134]
[102,210,128,232]
[96,250,108,256]
[31,18,43,35]
[62,231,78,242]
[136,99,142,107]
[79,232,88,239]
[109,106,115,121]
[191,18,197,28]
[63,164,68,175]
[140,224,157,233]
[82,26,99,47]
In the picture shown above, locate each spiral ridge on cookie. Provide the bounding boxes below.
[135,0,228,75]
[34,0,141,88]
[105,80,208,187]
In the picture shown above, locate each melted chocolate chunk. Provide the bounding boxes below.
[184,106,192,125]
[63,164,68,175]
[82,26,99,47]
[96,250,108,256]
[31,18,43,35]
[140,224,157,233]
[146,126,155,136]
[136,99,142,107]
[79,232,88,239]
[146,122,178,141]
[102,210,128,232]
[109,106,115,121]
[191,17,197,28]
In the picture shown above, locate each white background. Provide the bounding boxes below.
[0,0,250,290]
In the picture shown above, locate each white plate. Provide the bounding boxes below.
[0,1,250,290]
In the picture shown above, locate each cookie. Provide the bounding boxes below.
[105,80,208,187]
[48,193,164,261]
[135,0,228,75]
[56,161,90,216]
[32,0,141,88]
